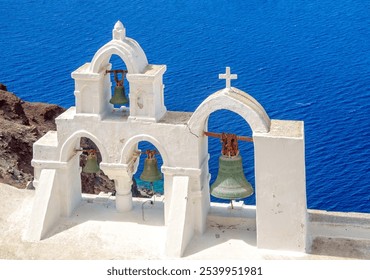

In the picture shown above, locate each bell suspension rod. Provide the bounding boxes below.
[204,131,253,142]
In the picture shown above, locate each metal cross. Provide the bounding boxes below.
[219,67,237,89]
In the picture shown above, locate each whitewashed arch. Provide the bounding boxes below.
[120,134,170,166]
[59,130,109,163]
[89,39,148,74]
[188,88,271,136]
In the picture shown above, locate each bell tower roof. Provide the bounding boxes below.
[112,20,126,40]
[114,20,124,29]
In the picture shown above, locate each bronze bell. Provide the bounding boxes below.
[208,133,253,201]
[110,85,129,105]
[107,69,129,105]
[210,154,253,200]
[140,150,162,182]
[82,152,100,173]
[140,158,162,182]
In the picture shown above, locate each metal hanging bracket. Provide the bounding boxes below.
[204,131,253,157]
[106,69,128,86]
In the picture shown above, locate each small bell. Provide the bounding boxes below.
[107,69,129,105]
[82,151,100,173]
[110,85,129,105]
[140,150,162,182]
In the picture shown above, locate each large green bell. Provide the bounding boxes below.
[211,155,253,200]
[109,85,129,105]
[82,153,100,173]
[140,158,162,182]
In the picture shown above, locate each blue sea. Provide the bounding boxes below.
[0,1,369,213]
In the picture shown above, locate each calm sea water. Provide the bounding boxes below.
[0,1,369,212]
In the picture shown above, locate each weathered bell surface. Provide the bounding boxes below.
[109,85,129,105]
[211,155,253,200]
[82,153,100,173]
[140,158,162,182]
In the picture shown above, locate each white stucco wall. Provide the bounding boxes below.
[254,120,307,252]
[27,21,308,257]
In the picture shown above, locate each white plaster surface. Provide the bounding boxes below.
[26,22,309,257]
[2,183,370,260]
[25,169,59,241]
[254,119,307,252]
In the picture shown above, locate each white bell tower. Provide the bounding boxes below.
[71,21,167,122]
[27,22,308,258]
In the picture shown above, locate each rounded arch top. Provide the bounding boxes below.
[188,87,271,136]
[59,130,109,163]
[120,134,170,166]
[89,22,148,74]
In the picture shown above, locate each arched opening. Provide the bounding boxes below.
[106,54,130,110]
[116,139,166,226]
[207,109,255,206]
[185,108,259,253]
[119,134,170,223]
[134,141,165,198]
[79,137,115,195]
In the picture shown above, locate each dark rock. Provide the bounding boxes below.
[0,89,29,125]
[0,83,7,91]
[0,87,119,195]
[0,89,48,188]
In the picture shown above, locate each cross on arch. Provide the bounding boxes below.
[219,67,237,89]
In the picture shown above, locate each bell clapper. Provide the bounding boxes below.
[150,182,156,204]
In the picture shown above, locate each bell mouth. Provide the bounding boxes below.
[220,154,241,160]
[211,189,254,201]
[210,154,254,200]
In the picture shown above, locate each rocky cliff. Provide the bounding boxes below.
[0,84,117,194]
